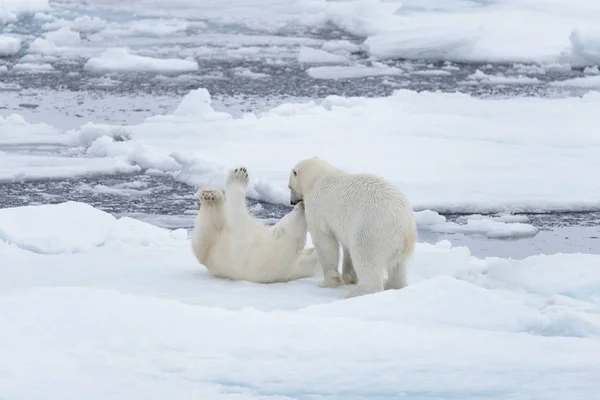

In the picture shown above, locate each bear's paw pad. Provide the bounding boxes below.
[198,188,223,202]
[227,166,249,187]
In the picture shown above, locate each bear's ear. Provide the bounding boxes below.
[312,156,320,160]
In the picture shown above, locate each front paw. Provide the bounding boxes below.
[318,274,343,288]
[227,167,249,188]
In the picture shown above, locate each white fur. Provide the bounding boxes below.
[288,157,417,298]
[191,167,318,283]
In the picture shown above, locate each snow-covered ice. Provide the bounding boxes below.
[5,87,593,214]
[1,201,599,399]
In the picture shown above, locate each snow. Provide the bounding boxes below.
[48,87,600,214]
[297,46,348,64]
[83,48,198,73]
[1,201,599,399]
[0,35,20,56]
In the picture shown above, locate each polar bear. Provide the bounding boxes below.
[191,166,319,283]
[288,157,417,298]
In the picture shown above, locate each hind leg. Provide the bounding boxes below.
[191,188,226,265]
[341,246,358,285]
[341,246,385,299]
[384,256,408,290]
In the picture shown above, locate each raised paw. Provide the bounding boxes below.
[197,188,224,203]
[226,167,249,188]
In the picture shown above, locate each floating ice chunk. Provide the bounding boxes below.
[83,48,198,73]
[0,114,63,144]
[0,201,186,254]
[232,67,269,78]
[307,65,403,79]
[465,69,541,85]
[416,210,539,239]
[0,35,21,56]
[0,151,140,182]
[27,38,64,54]
[0,0,50,24]
[321,39,360,54]
[410,69,452,77]
[550,75,600,89]
[298,46,348,64]
[11,62,55,72]
[44,27,81,46]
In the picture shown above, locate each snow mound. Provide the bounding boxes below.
[83,48,198,73]
[0,201,186,254]
[0,35,20,56]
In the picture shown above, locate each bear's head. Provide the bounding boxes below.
[288,156,336,205]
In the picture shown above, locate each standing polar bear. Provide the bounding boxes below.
[191,167,319,283]
[288,157,417,298]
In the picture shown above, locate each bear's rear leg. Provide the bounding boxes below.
[341,245,358,285]
[384,257,408,290]
[341,248,384,299]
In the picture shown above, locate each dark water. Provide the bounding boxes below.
[1,173,598,259]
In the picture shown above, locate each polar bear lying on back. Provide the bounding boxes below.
[191,166,318,283]
[288,157,417,298]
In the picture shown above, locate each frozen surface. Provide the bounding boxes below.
[10,87,592,214]
[1,201,599,399]
[84,48,199,73]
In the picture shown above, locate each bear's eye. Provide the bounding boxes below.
[293,170,297,176]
